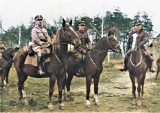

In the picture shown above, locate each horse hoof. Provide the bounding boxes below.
[59,103,65,110]
[48,103,54,110]
[86,100,91,108]
[95,101,100,106]
[86,104,91,108]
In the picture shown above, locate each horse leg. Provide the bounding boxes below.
[3,67,10,84]
[137,76,143,106]
[129,75,136,98]
[156,68,159,80]
[93,76,100,106]
[141,74,146,96]
[57,74,65,109]
[17,73,28,103]
[86,75,92,107]
[65,73,74,101]
[0,69,4,88]
[48,74,56,110]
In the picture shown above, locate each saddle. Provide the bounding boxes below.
[24,44,51,67]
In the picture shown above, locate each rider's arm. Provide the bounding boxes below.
[85,33,92,49]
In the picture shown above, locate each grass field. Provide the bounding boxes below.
[1,57,160,112]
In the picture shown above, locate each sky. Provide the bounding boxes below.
[0,0,160,35]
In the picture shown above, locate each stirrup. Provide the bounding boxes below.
[38,69,45,75]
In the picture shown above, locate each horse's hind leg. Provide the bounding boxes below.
[48,74,56,110]
[86,75,92,107]
[17,73,28,102]
[0,69,4,88]
[129,75,136,98]
[65,73,74,101]
[156,68,159,80]
[3,67,10,84]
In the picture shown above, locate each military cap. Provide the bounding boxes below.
[35,15,43,21]
[78,21,86,26]
[134,20,142,26]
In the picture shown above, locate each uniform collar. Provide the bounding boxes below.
[79,30,85,34]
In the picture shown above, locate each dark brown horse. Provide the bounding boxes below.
[13,19,81,110]
[127,47,148,105]
[0,47,19,87]
[156,57,160,79]
[65,30,121,107]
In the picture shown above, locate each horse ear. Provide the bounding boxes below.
[69,20,72,26]
[62,18,66,27]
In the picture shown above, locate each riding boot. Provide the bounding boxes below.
[38,56,45,75]
[146,54,155,73]
[119,56,128,71]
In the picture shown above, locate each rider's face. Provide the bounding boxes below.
[134,24,142,32]
[35,19,43,27]
[78,25,86,31]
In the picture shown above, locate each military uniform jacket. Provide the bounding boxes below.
[127,30,148,52]
[31,25,51,46]
[76,30,91,47]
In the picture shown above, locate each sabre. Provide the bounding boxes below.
[89,23,103,38]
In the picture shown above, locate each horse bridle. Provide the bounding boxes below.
[61,28,77,47]
[91,36,120,53]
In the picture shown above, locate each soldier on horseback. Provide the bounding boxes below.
[29,15,51,75]
[120,20,155,72]
[76,21,92,50]
[74,21,92,75]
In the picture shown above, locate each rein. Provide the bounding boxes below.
[91,36,119,53]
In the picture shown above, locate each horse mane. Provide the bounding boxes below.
[51,29,61,51]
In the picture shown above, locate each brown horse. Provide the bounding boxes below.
[13,19,81,110]
[0,47,19,87]
[127,47,148,105]
[65,30,121,107]
[156,57,160,79]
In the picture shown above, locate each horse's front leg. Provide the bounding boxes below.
[48,74,56,110]
[57,73,65,110]
[93,76,100,106]
[129,75,136,98]
[86,75,92,108]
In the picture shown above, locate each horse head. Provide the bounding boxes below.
[55,18,81,47]
[105,29,122,54]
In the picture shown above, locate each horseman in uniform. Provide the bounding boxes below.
[76,21,92,50]
[120,20,155,72]
[29,15,51,75]
[74,21,92,75]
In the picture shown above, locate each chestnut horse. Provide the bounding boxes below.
[13,19,81,110]
[65,30,121,107]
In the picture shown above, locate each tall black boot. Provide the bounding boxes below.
[119,56,128,71]
[146,55,155,73]
[38,56,45,75]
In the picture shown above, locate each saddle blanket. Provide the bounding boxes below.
[24,55,38,67]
